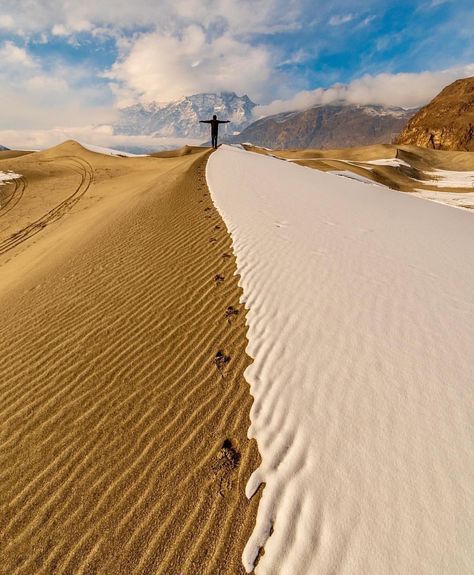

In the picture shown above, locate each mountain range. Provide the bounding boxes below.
[113,92,416,149]
[226,104,415,149]
[114,92,255,139]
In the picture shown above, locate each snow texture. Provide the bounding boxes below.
[413,189,474,210]
[0,171,22,185]
[327,170,381,185]
[418,169,474,188]
[366,157,412,168]
[206,146,474,575]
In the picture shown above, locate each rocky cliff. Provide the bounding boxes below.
[395,77,474,151]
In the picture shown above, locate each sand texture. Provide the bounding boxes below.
[0,142,260,574]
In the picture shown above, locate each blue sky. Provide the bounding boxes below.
[0,0,472,145]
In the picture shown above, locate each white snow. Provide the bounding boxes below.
[206,146,474,575]
[366,157,412,168]
[78,142,147,157]
[285,157,412,171]
[413,189,474,210]
[417,169,474,188]
[327,170,381,186]
[0,171,22,185]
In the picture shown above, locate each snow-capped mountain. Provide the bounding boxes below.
[225,103,416,149]
[114,92,256,139]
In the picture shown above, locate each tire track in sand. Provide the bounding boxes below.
[0,156,93,256]
[0,175,27,218]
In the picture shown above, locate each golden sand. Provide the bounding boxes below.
[0,142,260,574]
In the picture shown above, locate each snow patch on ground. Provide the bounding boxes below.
[78,142,147,157]
[413,189,474,210]
[0,171,22,185]
[417,169,474,188]
[206,145,474,575]
[365,157,411,168]
[328,170,381,186]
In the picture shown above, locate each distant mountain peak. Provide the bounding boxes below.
[225,102,416,149]
[114,92,256,139]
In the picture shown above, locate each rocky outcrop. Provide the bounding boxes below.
[395,77,474,151]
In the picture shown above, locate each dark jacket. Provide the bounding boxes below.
[200,118,230,135]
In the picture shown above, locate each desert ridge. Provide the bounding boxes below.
[1,138,473,574]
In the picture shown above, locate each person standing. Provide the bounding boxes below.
[199,115,230,149]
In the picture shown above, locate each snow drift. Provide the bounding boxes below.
[206,146,474,575]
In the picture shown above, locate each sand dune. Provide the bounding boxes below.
[2,139,472,573]
[0,150,34,160]
[245,144,474,203]
[0,141,260,573]
[150,144,209,158]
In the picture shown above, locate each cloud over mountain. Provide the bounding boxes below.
[106,27,276,105]
[254,65,474,116]
[0,0,472,144]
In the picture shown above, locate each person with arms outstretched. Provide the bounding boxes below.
[200,115,230,149]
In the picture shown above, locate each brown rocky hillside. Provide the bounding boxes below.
[224,104,414,149]
[395,76,474,151]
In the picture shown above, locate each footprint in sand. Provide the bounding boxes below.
[212,439,240,496]
[225,306,239,324]
[214,350,230,373]
[213,439,240,472]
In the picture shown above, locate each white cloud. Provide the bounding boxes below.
[0,0,301,37]
[52,24,69,36]
[106,26,278,104]
[361,15,376,26]
[329,13,354,26]
[0,0,471,132]
[429,0,450,7]
[0,41,36,67]
[254,64,474,116]
[0,14,14,29]
[52,19,93,36]
[0,41,114,129]
[0,0,300,106]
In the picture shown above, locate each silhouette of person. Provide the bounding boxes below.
[200,114,230,149]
